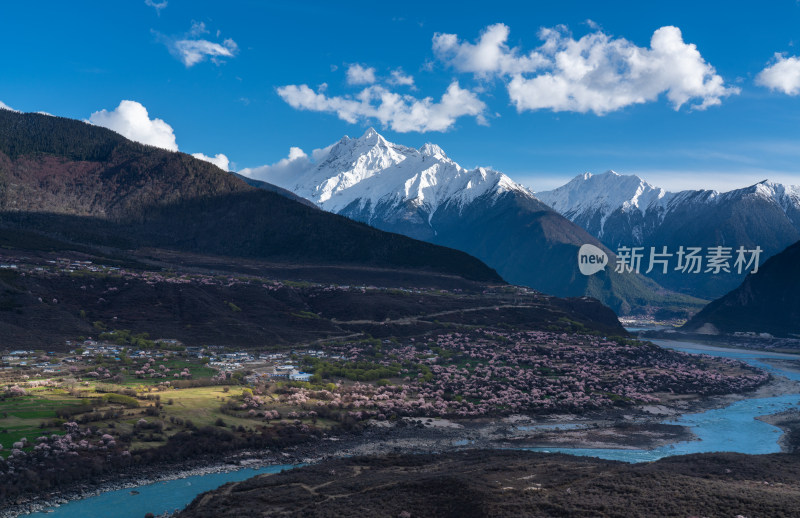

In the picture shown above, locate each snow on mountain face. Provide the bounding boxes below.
[260,128,532,217]
[538,171,800,235]
[744,180,800,212]
[537,170,669,215]
[536,170,670,236]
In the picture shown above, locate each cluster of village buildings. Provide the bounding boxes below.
[0,256,122,275]
[0,338,333,384]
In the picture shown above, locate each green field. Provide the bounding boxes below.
[0,380,328,455]
[76,357,217,386]
[0,390,84,455]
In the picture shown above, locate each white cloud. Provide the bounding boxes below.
[238,145,330,185]
[171,38,238,67]
[0,101,18,112]
[277,81,486,133]
[435,24,738,115]
[388,68,415,87]
[585,19,601,31]
[190,20,208,37]
[89,100,234,168]
[88,100,178,151]
[756,53,800,95]
[346,64,376,85]
[433,23,547,76]
[156,23,239,67]
[192,152,230,171]
[144,0,167,14]
[310,143,335,162]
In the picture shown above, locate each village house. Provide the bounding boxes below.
[209,361,241,370]
[156,338,183,346]
[184,346,205,357]
[289,370,312,382]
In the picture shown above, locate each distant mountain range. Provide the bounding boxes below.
[538,171,800,298]
[683,239,800,337]
[0,110,501,284]
[244,129,702,316]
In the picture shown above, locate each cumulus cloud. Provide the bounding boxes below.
[277,81,486,132]
[346,64,376,85]
[88,100,178,151]
[88,100,232,167]
[0,101,18,112]
[144,0,167,14]
[388,68,415,87]
[756,53,800,95]
[238,144,334,185]
[433,23,547,76]
[192,152,230,171]
[157,23,238,67]
[435,24,738,114]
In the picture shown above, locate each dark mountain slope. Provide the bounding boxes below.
[232,171,317,208]
[0,110,501,283]
[427,191,702,315]
[538,171,800,299]
[684,240,800,337]
[0,245,625,349]
[643,187,800,298]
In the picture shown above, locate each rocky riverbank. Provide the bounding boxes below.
[757,408,800,453]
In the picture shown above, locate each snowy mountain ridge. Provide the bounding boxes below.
[255,127,533,218]
[537,171,800,239]
[535,171,670,237]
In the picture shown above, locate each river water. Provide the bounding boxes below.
[27,465,297,518]
[526,339,800,462]
[28,339,800,516]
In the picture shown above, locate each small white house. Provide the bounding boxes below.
[289,370,312,382]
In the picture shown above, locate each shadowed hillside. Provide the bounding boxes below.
[0,110,502,283]
[684,240,800,337]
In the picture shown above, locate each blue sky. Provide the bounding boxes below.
[2,1,800,191]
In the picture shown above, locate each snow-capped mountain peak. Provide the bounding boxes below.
[536,170,670,237]
[420,142,447,158]
[256,128,532,217]
[536,170,800,252]
[752,179,800,201]
[712,179,800,213]
[361,126,380,140]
